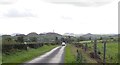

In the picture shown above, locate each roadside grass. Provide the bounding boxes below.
[65,44,98,63]
[2,45,57,64]
[65,41,118,63]
[87,42,118,63]
[64,44,76,63]
[78,48,97,63]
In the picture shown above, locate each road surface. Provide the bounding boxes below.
[22,46,65,65]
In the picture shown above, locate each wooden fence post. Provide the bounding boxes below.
[103,40,106,63]
[85,43,88,51]
[76,49,82,63]
[94,39,97,58]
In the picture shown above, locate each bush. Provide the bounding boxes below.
[2,43,44,54]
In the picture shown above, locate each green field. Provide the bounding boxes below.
[2,45,57,63]
[87,41,118,63]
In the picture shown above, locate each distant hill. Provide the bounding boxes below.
[2,32,63,43]
[45,32,62,36]
[81,33,118,40]
[11,33,21,36]
[26,32,62,43]
[27,32,38,37]
[63,33,84,37]
[63,33,118,40]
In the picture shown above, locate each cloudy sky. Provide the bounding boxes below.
[0,0,119,35]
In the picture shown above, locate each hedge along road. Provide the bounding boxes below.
[23,45,66,65]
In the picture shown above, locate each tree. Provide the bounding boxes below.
[2,35,14,44]
[77,38,80,42]
[30,37,37,42]
[3,37,13,44]
[55,37,59,44]
[89,37,91,40]
[5,37,12,42]
[79,36,86,41]
[16,36,24,43]
[99,37,103,40]
[68,36,71,43]
[61,37,65,42]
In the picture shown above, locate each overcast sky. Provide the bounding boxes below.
[0,0,119,35]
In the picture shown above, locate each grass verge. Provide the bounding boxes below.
[2,45,57,64]
[78,48,97,63]
[64,44,76,63]
[64,44,96,63]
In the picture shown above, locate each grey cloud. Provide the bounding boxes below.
[4,9,35,17]
[42,0,114,7]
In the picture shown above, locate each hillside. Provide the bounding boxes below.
[25,32,62,43]
[81,33,118,40]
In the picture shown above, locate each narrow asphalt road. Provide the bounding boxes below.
[22,45,66,65]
